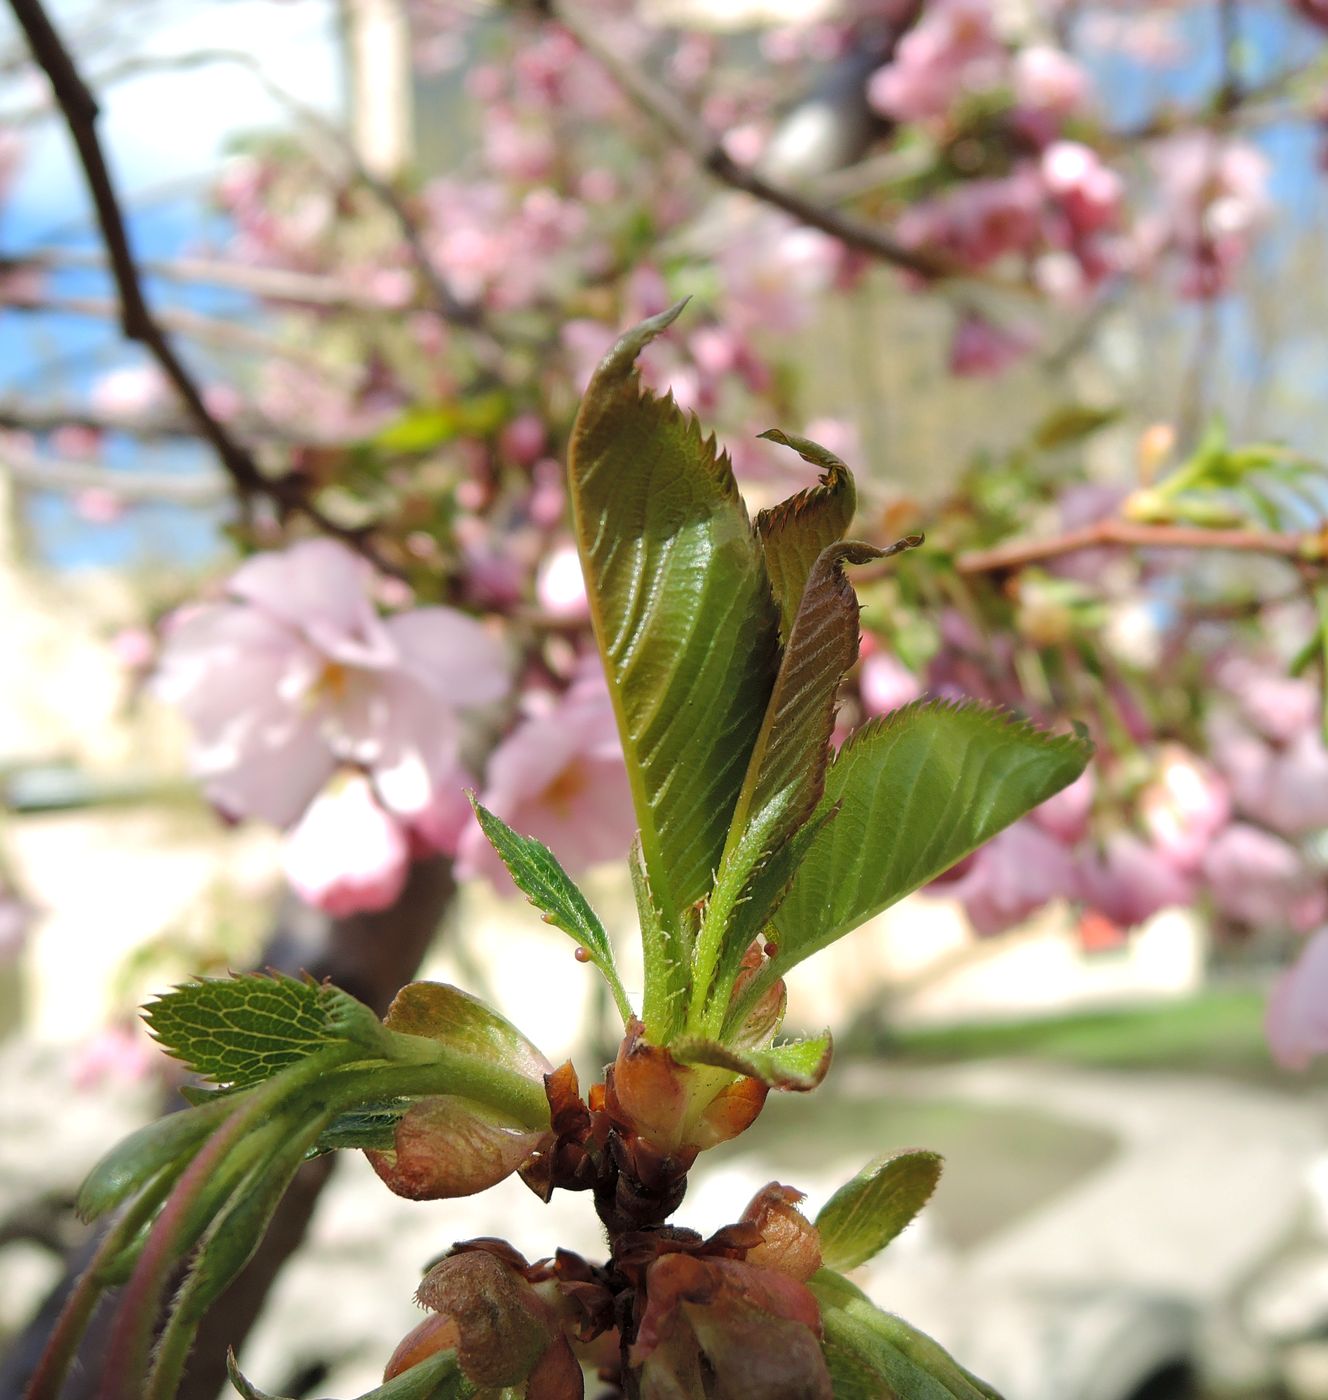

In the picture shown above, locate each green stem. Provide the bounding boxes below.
[23,1165,177,1400]
[145,1111,334,1400]
[323,1052,551,1132]
[100,1046,357,1400]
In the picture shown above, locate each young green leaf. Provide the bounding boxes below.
[468,795,632,1023]
[228,1346,470,1400]
[815,1151,944,1271]
[568,303,781,929]
[671,1030,832,1091]
[810,1270,1004,1400]
[762,700,1092,988]
[143,972,351,1088]
[755,429,858,642]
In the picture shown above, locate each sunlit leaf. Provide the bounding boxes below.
[816,1151,943,1271]
[568,303,780,927]
[468,796,630,1020]
[142,973,355,1089]
[810,1271,1003,1400]
[768,701,1091,978]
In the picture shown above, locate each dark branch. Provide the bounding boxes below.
[5,0,400,571]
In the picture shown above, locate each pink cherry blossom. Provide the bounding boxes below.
[1252,730,1328,837]
[155,538,509,830]
[1216,654,1318,743]
[868,0,1003,125]
[1203,824,1327,932]
[458,668,634,890]
[1267,927,1328,1070]
[1139,746,1230,872]
[90,364,168,419]
[948,312,1037,377]
[858,650,923,716]
[1012,46,1092,122]
[536,542,589,619]
[1031,768,1095,844]
[283,771,411,916]
[1076,830,1195,927]
[945,821,1079,936]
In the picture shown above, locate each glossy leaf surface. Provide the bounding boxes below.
[568,303,780,926]
[770,701,1092,976]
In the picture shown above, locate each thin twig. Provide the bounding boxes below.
[955,517,1318,576]
[0,397,299,443]
[1,436,228,504]
[5,0,398,569]
[547,0,958,283]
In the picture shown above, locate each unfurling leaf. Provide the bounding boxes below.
[810,1270,1004,1400]
[755,428,858,641]
[367,982,553,1199]
[766,700,1092,982]
[142,972,345,1088]
[695,538,918,1026]
[815,1150,943,1271]
[568,302,781,930]
[468,794,632,1022]
[671,1031,833,1092]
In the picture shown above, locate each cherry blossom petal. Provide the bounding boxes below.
[1268,928,1328,1071]
[385,607,510,708]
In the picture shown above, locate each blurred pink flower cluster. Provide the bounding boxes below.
[155,539,509,914]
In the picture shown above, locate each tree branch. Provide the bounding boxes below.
[547,0,959,283]
[955,518,1319,576]
[5,0,399,571]
[1,436,228,505]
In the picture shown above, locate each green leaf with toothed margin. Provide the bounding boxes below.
[567,303,781,931]
[671,1030,832,1091]
[767,700,1092,979]
[142,972,383,1090]
[810,1271,1004,1400]
[816,1151,944,1271]
[695,538,921,1027]
[755,429,859,642]
[467,795,630,1020]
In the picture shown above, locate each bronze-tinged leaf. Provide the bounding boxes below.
[755,429,858,642]
[365,1096,549,1200]
[568,304,781,929]
[740,1183,823,1282]
[695,539,920,1026]
[384,981,551,1081]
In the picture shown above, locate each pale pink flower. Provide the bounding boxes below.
[858,651,923,716]
[1203,824,1327,932]
[283,771,411,916]
[945,821,1078,936]
[1267,927,1328,1070]
[154,538,509,830]
[71,1022,160,1090]
[458,669,634,890]
[868,0,1003,124]
[1013,45,1091,121]
[1139,746,1230,873]
[1031,768,1095,844]
[500,412,547,468]
[948,312,1037,377]
[1076,831,1195,927]
[1216,655,1318,744]
[1252,730,1328,837]
[536,542,589,619]
[73,486,125,524]
[109,626,155,672]
[91,364,168,419]
[51,424,101,459]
